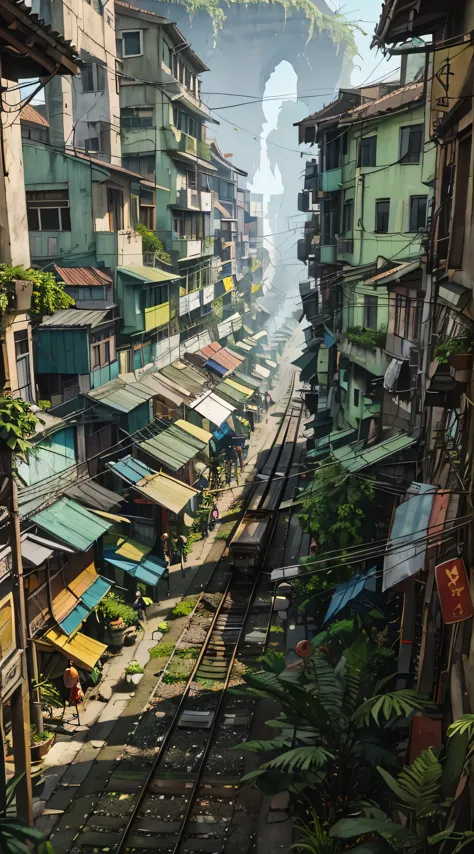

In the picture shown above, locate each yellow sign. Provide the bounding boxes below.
[144,302,170,332]
[223,276,234,292]
[251,282,263,294]
[431,43,474,135]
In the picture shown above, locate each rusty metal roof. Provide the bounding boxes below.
[54,266,113,286]
[39,309,112,328]
[20,105,49,127]
[365,260,421,285]
[343,82,424,123]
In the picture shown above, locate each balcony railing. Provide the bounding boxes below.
[336,236,354,256]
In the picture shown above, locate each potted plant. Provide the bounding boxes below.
[30,727,55,761]
[434,335,473,382]
[125,660,144,685]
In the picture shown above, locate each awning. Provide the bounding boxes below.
[21,533,74,568]
[205,346,243,373]
[44,628,108,672]
[138,374,186,407]
[117,265,180,283]
[32,497,113,552]
[323,567,377,625]
[253,330,268,341]
[234,370,261,390]
[191,390,235,426]
[306,427,357,459]
[108,455,155,485]
[160,362,207,395]
[383,483,437,592]
[292,350,315,370]
[138,424,207,471]
[232,340,252,353]
[175,419,212,444]
[216,382,248,405]
[68,479,123,512]
[88,378,155,413]
[217,312,242,339]
[134,472,199,514]
[365,260,420,286]
[384,358,404,392]
[59,576,111,636]
[115,537,151,562]
[334,433,417,473]
[252,364,270,379]
[300,354,319,384]
[265,359,277,369]
[105,551,167,587]
[224,378,254,397]
[90,510,130,524]
[205,359,227,376]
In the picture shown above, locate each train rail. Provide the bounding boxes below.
[72,371,303,854]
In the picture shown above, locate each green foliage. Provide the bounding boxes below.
[0,776,53,854]
[149,640,175,659]
[33,677,63,711]
[353,687,431,727]
[0,265,74,320]
[125,661,144,675]
[346,325,387,349]
[170,596,199,618]
[270,624,284,634]
[434,335,473,363]
[292,811,342,854]
[179,0,364,56]
[159,621,170,634]
[134,223,171,263]
[0,396,40,454]
[98,592,139,627]
[30,726,54,744]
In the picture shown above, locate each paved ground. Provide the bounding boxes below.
[35,326,306,846]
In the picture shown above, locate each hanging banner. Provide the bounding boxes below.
[435,557,474,625]
[179,294,189,316]
[223,275,235,293]
[202,284,214,305]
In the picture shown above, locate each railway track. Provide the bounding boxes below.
[73,371,304,854]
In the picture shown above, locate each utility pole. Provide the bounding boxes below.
[0,449,33,824]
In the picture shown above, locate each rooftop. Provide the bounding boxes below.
[39,308,113,328]
[20,104,49,127]
[341,81,424,123]
[0,0,80,78]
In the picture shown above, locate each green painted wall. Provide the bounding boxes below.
[17,426,76,486]
[34,328,90,374]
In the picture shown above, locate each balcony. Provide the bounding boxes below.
[322,166,342,193]
[177,132,198,156]
[171,237,214,259]
[304,161,321,192]
[342,160,356,184]
[336,236,354,257]
[320,245,337,264]
[339,331,390,376]
[144,302,171,332]
[197,140,211,162]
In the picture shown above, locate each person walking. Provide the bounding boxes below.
[174,533,187,576]
[209,504,219,531]
[133,590,147,623]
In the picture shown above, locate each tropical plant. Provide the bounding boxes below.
[33,677,63,716]
[330,744,474,852]
[0,396,41,454]
[0,776,54,854]
[292,811,342,854]
[346,325,387,350]
[233,647,431,820]
[434,335,473,363]
[98,592,139,628]
[134,223,171,263]
[125,661,144,676]
[30,726,54,745]
[0,264,74,320]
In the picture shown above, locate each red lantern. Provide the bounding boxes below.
[295,640,312,658]
[63,665,79,688]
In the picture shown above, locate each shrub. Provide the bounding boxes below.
[346,325,386,349]
[125,661,144,675]
[434,335,473,363]
[159,621,169,634]
[170,596,199,618]
[98,592,139,627]
[150,640,175,659]
[0,264,74,320]
[134,223,171,263]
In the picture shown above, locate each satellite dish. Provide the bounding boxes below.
[295,640,312,658]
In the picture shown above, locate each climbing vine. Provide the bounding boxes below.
[0,265,74,320]
[179,0,364,55]
[135,224,172,264]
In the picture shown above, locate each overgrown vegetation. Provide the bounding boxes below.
[0,396,41,454]
[0,776,53,854]
[346,325,387,349]
[135,223,171,264]
[98,592,139,628]
[434,334,473,363]
[0,264,74,320]
[125,661,144,676]
[169,595,199,618]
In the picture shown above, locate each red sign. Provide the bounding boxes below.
[435,557,474,625]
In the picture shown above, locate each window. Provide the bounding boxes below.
[375,199,390,233]
[107,187,124,231]
[409,195,428,232]
[358,136,377,167]
[14,329,33,402]
[131,194,139,229]
[90,327,115,369]
[122,30,143,57]
[21,123,49,143]
[0,594,14,664]
[353,388,360,407]
[82,62,106,94]
[84,135,99,154]
[364,295,378,329]
[120,108,153,129]
[172,106,200,139]
[26,190,71,231]
[144,284,169,308]
[162,40,172,69]
[343,199,354,235]
[122,153,155,176]
[399,124,424,163]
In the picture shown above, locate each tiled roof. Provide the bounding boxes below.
[344,82,424,122]
[54,266,112,286]
[20,105,49,127]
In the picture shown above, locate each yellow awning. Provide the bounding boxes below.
[135,472,199,514]
[223,276,234,292]
[115,537,151,562]
[247,404,259,411]
[90,510,131,524]
[44,628,107,672]
[175,419,213,444]
[223,378,253,397]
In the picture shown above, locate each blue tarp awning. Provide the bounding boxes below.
[59,576,112,636]
[104,551,167,587]
[213,422,232,441]
[323,567,377,625]
[107,454,156,485]
[205,359,227,375]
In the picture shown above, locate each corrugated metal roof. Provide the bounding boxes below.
[39,308,112,328]
[223,378,254,397]
[138,373,186,406]
[191,391,236,426]
[54,266,113,286]
[68,478,123,512]
[108,455,155,485]
[21,104,49,126]
[115,537,151,562]
[117,265,180,282]
[365,260,420,285]
[345,81,424,122]
[105,550,167,586]
[32,497,113,552]
[252,364,270,379]
[234,370,260,390]
[383,483,437,591]
[44,628,108,672]
[138,423,206,470]
[334,433,417,473]
[175,419,213,444]
[160,363,206,395]
[88,378,154,413]
[216,381,248,405]
[232,340,252,352]
[20,532,73,567]
[210,347,243,372]
[59,576,111,636]
[253,330,268,340]
[135,472,199,514]
[323,567,377,625]
[205,358,227,376]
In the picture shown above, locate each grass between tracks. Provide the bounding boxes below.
[214,499,245,540]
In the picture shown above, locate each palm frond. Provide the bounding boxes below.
[352,689,431,727]
[377,748,442,820]
[291,810,342,853]
[263,745,334,773]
